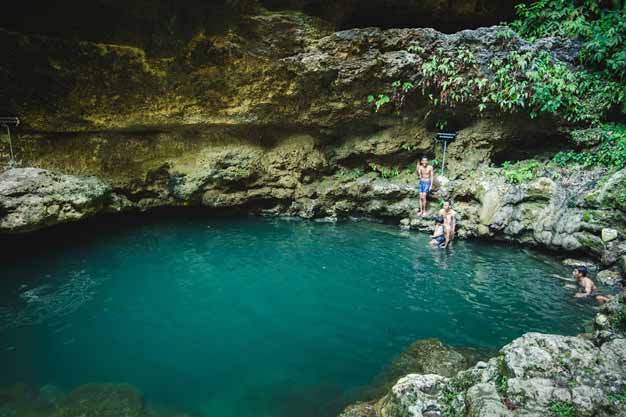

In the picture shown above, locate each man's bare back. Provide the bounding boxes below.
[575,276,597,298]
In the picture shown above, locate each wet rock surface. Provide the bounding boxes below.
[0,168,111,233]
[340,295,626,417]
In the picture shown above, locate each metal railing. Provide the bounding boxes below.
[1,117,20,167]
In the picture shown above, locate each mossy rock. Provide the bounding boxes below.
[382,339,488,385]
[53,383,144,417]
[0,384,54,417]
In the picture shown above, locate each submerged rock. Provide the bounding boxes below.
[340,297,626,417]
[341,330,626,417]
[0,384,54,417]
[53,383,144,417]
[37,385,65,407]
[386,339,485,379]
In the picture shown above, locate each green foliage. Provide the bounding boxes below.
[440,380,467,417]
[367,94,390,112]
[552,124,626,168]
[609,392,626,405]
[549,401,576,417]
[501,160,541,184]
[567,378,577,389]
[511,0,626,80]
[496,356,509,395]
[368,163,400,178]
[487,50,625,123]
[435,119,448,131]
[610,304,626,330]
[369,47,625,125]
[369,0,626,124]
[407,44,425,54]
[337,168,362,179]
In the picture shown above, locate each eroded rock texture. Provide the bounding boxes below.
[340,295,626,417]
[0,168,111,233]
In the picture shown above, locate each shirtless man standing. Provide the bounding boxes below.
[416,157,434,217]
[438,201,456,248]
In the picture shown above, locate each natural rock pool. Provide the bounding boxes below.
[0,214,594,417]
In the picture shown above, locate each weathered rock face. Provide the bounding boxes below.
[2,6,625,417]
[1,11,578,134]
[339,293,626,417]
[0,168,111,233]
[2,6,602,247]
[2,152,625,273]
[402,165,626,269]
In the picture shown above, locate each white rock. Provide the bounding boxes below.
[602,228,618,242]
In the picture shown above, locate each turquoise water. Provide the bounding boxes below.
[0,214,593,417]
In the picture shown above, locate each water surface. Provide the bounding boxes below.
[0,214,593,417]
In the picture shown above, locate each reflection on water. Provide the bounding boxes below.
[0,215,594,417]
[0,269,108,331]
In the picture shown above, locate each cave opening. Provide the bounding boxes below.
[259,0,522,33]
[490,133,572,166]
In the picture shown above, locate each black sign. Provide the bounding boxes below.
[435,132,457,142]
[0,117,19,126]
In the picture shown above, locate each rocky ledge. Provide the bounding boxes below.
[2,160,624,272]
[0,168,111,233]
[340,294,626,417]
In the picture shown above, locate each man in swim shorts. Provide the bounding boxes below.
[416,156,434,217]
[429,216,446,248]
[438,201,456,248]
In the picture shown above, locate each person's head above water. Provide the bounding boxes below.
[443,201,452,210]
[434,215,444,224]
[573,266,588,280]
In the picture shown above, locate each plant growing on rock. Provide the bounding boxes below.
[337,168,362,179]
[549,400,576,417]
[552,124,626,168]
[608,392,626,406]
[368,163,400,178]
[501,160,541,184]
[495,355,509,396]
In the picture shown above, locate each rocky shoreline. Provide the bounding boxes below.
[2,4,626,416]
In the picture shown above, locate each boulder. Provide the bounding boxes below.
[378,374,447,417]
[620,255,626,275]
[596,269,623,286]
[0,384,53,417]
[562,258,597,270]
[385,339,475,379]
[602,228,619,243]
[53,383,144,417]
[0,168,111,233]
[338,402,378,417]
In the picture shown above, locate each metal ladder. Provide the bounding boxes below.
[1,117,20,167]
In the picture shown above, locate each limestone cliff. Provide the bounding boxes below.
[0,7,624,271]
[2,5,626,417]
